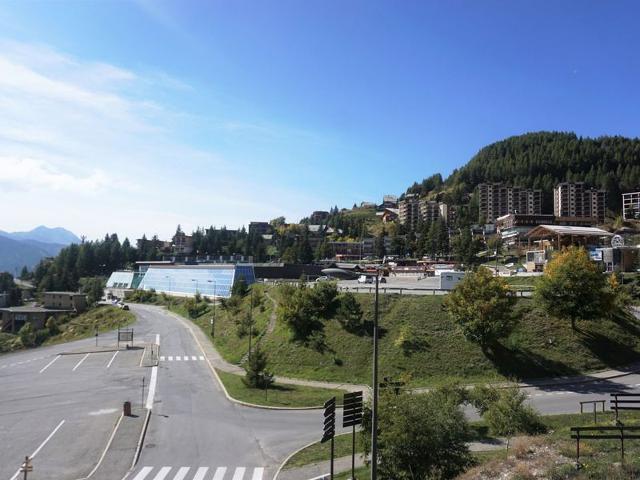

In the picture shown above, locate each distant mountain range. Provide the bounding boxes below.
[0,226,80,274]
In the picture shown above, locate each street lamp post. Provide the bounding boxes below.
[322,267,380,480]
[208,280,216,337]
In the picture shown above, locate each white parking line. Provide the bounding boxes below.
[168,356,173,361]
[9,420,65,480]
[252,467,264,480]
[183,356,189,361]
[199,356,204,361]
[72,353,90,371]
[106,351,119,369]
[145,334,159,410]
[39,355,60,373]
[191,356,197,361]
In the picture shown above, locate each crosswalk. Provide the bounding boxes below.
[159,355,205,362]
[131,466,264,480]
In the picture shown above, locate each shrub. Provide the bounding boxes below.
[362,388,473,479]
[244,345,274,389]
[336,292,363,332]
[184,298,208,319]
[483,386,546,453]
[18,322,36,347]
[46,316,60,335]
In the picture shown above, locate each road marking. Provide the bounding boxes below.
[168,356,173,361]
[211,468,226,480]
[39,355,60,373]
[107,351,119,369]
[251,467,264,480]
[232,467,246,480]
[175,356,181,361]
[145,334,159,410]
[193,467,210,480]
[191,356,197,361]
[88,408,119,416]
[9,419,65,480]
[183,356,189,361]
[72,353,90,371]
[131,467,153,480]
[199,355,204,361]
[160,356,166,361]
[152,467,171,480]
[172,467,190,480]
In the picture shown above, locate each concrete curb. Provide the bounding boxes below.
[75,413,124,480]
[272,438,320,480]
[132,409,152,469]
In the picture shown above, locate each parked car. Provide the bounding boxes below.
[315,276,330,282]
[358,275,373,284]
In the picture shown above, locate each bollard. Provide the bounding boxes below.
[123,401,132,416]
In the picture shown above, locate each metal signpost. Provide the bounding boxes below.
[20,456,32,480]
[343,391,364,480]
[321,397,337,479]
[118,328,134,349]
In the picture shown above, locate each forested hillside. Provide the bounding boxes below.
[408,132,640,212]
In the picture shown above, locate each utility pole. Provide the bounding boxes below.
[371,272,380,480]
[248,288,254,361]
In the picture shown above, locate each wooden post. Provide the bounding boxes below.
[576,430,580,469]
[620,426,625,463]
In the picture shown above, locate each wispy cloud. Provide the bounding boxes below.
[0,40,326,240]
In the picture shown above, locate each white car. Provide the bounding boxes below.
[358,275,373,284]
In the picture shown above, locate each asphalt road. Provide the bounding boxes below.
[126,304,337,480]
[0,325,156,480]
[3,303,640,480]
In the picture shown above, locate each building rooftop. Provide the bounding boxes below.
[44,291,86,296]
[0,306,69,313]
[526,225,614,238]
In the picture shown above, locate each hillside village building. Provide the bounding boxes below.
[553,182,607,224]
[478,183,543,223]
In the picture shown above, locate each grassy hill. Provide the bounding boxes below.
[259,293,640,386]
[154,286,640,387]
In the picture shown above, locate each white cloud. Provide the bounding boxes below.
[0,157,109,193]
[0,40,327,241]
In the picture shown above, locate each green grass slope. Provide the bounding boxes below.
[261,294,640,386]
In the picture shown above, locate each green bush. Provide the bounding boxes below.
[18,323,36,347]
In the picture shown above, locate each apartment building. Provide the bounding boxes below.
[553,182,607,223]
[623,192,640,220]
[478,183,543,222]
[398,194,421,230]
[399,195,449,230]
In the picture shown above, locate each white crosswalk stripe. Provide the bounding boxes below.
[211,467,226,480]
[159,355,206,362]
[131,466,264,480]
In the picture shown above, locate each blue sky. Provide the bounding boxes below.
[0,1,638,240]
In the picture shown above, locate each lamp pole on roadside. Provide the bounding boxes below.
[210,280,216,337]
[322,267,380,480]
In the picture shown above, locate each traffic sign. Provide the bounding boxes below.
[321,397,336,444]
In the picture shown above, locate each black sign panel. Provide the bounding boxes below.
[343,391,363,428]
[321,397,336,443]
[118,329,134,342]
